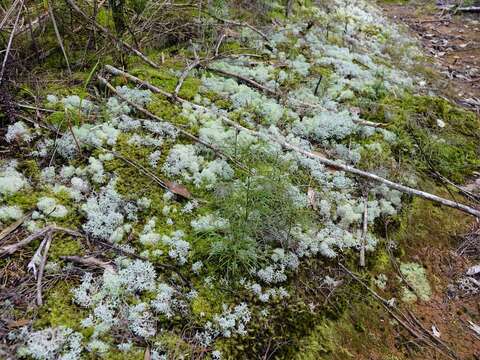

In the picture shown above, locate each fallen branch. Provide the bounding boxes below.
[47,0,71,74]
[0,1,22,84]
[0,226,83,258]
[98,74,249,173]
[0,212,30,242]
[174,58,201,98]
[205,66,278,96]
[61,255,116,272]
[104,65,480,218]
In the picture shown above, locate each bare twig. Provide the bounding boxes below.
[65,0,160,69]
[98,74,249,173]
[0,212,30,242]
[36,232,52,306]
[339,263,459,360]
[47,0,72,74]
[174,57,201,98]
[104,65,480,218]
[0,1,22,84]
[0,226,83,258]
[205,66,278,96]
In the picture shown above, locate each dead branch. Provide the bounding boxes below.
[205,66,278,96]
[61,255,116,272]
[104,65,480,218]
[0,226,83,258]
[0,212,30,242]
[174,57,201,98]
[339,263,459,360]
[98,74,249,173]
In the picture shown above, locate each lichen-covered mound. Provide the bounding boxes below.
[1,0,479,359]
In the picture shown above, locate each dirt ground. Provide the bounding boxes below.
[376,2,480,359]
[380,1,480,114]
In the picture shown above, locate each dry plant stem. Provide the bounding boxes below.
[104,65,480,218]
[36,232,52,306]
[98,74,249,172]
[61,255,115,272]
[0,0,21,31]
[0,212,30,242]
[0,0,22,84]
[47,0,71,74]
[0,226,83,258]
[359,194,368,267]
[65,0,160,69]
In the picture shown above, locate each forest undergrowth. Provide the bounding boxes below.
[0,0,479,359]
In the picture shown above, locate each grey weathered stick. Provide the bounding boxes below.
[103,65,480,218]
[47,0,71,74]
[36,232,52,306]
[0,226,83,258]
[174,58,201,98]
[206,66,278,96]
[98,74,249,172]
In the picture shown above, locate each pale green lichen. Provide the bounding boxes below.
[400,262,432,303]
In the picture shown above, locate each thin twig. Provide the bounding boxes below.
[36,232,52,306]
[47,0,72,74]
[65,0,160,68]
[0,226,83,258]
[174,57,201,98]
[0,1,22,84]
[104,65,480,218]
[98,74,250,173]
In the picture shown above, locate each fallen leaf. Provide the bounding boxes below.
[8,319,30,328]
[164,180,192,199]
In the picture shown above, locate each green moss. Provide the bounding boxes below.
[19,160,41,182]
[130,65,200,100]
[49,235,84,261]
[157,332,192,358]
[35,282,87,334]
[360,94,480,183]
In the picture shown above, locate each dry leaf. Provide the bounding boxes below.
[164,180,192,199]
[8,319,30,328]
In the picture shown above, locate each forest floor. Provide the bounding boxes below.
[1,0,480,359]
[374,2,480,358]
[380,1,480,113]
